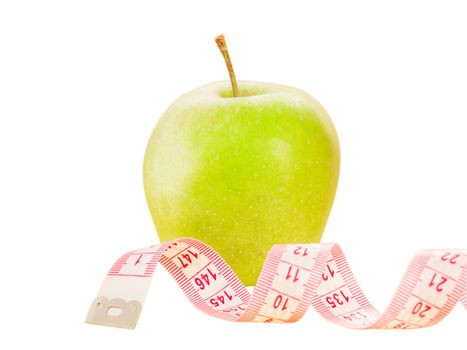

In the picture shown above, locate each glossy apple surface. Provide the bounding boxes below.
[143,80,340,285]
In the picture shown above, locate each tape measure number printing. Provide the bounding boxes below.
[86,238,467,329]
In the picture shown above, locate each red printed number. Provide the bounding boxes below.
[428,273,448,292]
[273,294,289,311]
[441,253,460,264]
[177,249,198,268]
[194,268,217,290]
[286,266,300,283]
[293,246,309,257]
[412,301,431,318]
[326,290,350,308]
[210,290,233,307]
[322,264,335,281]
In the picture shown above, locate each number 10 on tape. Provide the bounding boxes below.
[85,238,467,329]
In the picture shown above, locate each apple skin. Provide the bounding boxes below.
[143,81,340,286]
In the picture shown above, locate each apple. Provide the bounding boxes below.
[143,36,340,286]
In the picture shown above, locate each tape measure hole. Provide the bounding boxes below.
[107,307,122,317]
[96,302,102,308]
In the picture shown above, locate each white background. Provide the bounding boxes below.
[1,0,467,348]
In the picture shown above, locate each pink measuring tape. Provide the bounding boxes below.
[86,238,467,329]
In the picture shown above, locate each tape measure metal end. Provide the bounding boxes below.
[85,296,142,329]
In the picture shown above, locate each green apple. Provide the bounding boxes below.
[143,35,339,286]
[143,80,340,286]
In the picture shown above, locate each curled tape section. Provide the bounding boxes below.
[86,238,467,329]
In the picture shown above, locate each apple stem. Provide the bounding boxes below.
[215,34,239,98]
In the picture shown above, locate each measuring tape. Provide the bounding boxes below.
[86,238,467,329]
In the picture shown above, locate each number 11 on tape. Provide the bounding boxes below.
[85,238,467,329]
